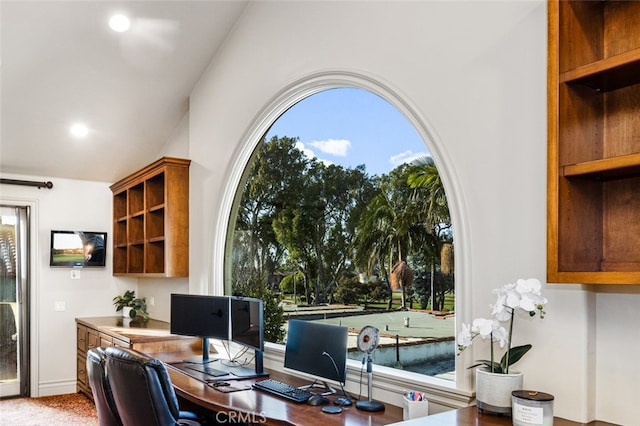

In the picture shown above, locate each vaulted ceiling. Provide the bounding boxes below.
[1,1,249,183]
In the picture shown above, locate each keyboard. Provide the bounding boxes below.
[185,364,228,377]
[253,379,313,403]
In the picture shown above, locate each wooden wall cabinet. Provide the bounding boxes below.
[547,1,640,284]
[110,157,190,277]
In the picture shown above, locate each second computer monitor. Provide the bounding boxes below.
[230,296,264,352]
[284,319,348,389]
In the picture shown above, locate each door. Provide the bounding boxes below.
[0,206,30,397]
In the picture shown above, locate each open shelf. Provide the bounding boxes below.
[547,1,640,285]
[563,153,640,180]
[560,48,640,92]
[109,157,190,277]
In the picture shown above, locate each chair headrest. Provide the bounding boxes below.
[105,346,165,369]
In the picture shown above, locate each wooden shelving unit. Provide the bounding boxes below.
[547,1,640,284]
[110,157,190,277]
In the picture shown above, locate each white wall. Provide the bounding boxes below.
[0,173,136,396]
[0,111,190,395]
[137,111,191,322]
[595,287,640,422]
[183,1,638,424]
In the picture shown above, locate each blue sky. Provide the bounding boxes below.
[265,88,429,177]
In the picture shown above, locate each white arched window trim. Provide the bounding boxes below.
[212,70,474,408]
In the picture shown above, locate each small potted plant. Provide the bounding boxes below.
[112,290,149,320]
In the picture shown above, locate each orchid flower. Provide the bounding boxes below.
[457,278,547,374]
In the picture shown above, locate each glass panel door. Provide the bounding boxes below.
[0,206,29,397]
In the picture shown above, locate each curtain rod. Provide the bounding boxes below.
[0,178,53,189]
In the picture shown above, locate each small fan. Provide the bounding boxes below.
[355,326,385,412]
[357,325,380,354]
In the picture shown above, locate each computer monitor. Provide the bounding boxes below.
[230,297,263,351]
[230,296,267,375]
[284,319,348,393]
[170,294,230,364]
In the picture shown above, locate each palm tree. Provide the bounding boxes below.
[352,167,421,310]
[407,156,452,310]
[407,156,450,227]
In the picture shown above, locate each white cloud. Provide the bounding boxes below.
[307,139,351,157]
[389,150,430,168]
[295,141,316,160]
[296,141,337,167]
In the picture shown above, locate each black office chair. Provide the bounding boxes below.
[86,347,122,426]
[105,346,202,426]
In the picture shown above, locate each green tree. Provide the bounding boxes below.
[231,135,309,292]
[279,271,307,304]
[352,165,426,309]
[232,279,285,343]
[334,273,390,307]
[406,156,452,309]
[273,162,373,304]
[230,135,310,341]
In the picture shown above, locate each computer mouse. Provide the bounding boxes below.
[334,397,352,407]
[307,395,330,406]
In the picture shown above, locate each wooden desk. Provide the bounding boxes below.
[391,406,617,426]
[75,317,199,398]
[163,353,403,425]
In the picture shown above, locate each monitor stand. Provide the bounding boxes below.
[254,349,269,376]
[299,381,337,396]
[182,337,217,364]
[218,349,269,378]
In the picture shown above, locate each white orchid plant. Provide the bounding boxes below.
[457,278,547,374]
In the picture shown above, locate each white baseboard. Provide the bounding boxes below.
[37,380,77,397]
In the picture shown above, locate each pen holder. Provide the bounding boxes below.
[402,391,429,420]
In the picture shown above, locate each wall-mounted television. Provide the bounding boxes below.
[49,230,107,268]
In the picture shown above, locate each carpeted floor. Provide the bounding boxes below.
[0,393,98,426]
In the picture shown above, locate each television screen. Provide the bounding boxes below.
[284,319,348,386]
[50,230,107,267]
[230,297,264,352]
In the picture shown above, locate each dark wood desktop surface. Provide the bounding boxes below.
[161,351,615,426]
[162,352,402,426]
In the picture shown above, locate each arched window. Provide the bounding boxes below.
[222,74,468,388]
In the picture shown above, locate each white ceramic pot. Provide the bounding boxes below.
[122,306,133,318]
[476,367,523,415]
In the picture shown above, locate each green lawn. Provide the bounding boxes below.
[282,291,455,312]
[362,291,454,312]
[52,253,85,263]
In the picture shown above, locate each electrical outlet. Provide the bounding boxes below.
[70,269,81,279]
[150,296,155,307]
[54,301,66,311]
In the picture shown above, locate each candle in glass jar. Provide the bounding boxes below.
[512,390,554,426]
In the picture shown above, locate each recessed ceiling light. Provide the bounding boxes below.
[109,14,130,32]
[70,123,89,138]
